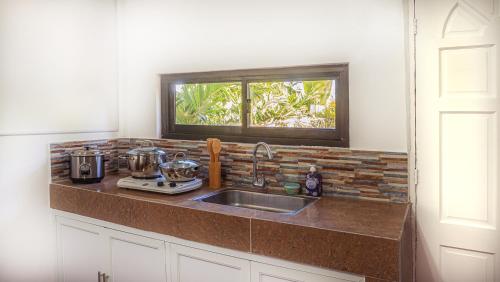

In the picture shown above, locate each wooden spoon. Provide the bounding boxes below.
[212,139,222,162]
[207,138,214,162]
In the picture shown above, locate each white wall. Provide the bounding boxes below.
[0,133,117,281]
[0,0,119,135]
[0,1,119,281]
[117,0,409,152]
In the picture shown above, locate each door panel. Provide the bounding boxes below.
[440,246,495,282]
[440,45,495,97]
[57,217,106,282]
[440,112,496,229]
[416,0,500,281]
[170,243,250,282]
[108,230,167,282]
[250,262,360,282]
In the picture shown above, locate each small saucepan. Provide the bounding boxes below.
[160,152,201,182]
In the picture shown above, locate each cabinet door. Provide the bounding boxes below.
[57,217,106,282]
[250,262,362,282]
[107,229,167,282]
[170,243,250,282]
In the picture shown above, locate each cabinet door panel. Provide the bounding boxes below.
[57,217,105,282]
[171,243,250,282]
[108,230,167,282]
[251,262,361,282]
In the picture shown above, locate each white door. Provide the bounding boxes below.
[416,0,500,281]
[56,217,107,282]
[170,243,250,282]
[250,262,362,282]
[107,229,167,282]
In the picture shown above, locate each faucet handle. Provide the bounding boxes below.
[253,174,266,188]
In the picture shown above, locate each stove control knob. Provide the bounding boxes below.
[157,181,164,187]
[169,182,176,188]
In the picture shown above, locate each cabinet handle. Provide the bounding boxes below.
[97,271,109,282]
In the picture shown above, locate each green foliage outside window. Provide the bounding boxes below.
[249,80,335,128]
[175,82,242,126]
[175,80,336,129]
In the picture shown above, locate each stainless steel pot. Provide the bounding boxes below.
[160,152,201,182]
[121,140,167,179]
[70,146,105,184]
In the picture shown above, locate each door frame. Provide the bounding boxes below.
[407,0,417,281]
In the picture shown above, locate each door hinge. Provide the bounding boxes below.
[414,168,419,185]
[413,18,418,36]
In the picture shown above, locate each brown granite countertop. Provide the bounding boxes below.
[50,174,412,282]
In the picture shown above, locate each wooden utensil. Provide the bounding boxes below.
[212,139,221,162]
[207,138,222,189]
[207,139,214,162]
[209,161,221,189]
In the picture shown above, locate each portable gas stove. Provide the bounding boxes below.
[117,176,202,195]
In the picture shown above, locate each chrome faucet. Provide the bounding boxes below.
[252,142,273,188]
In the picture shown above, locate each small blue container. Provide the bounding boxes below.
[283,182,301,195]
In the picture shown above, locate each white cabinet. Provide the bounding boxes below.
[56,217,167,282]
[57,217,106,282]
[250,262,361,282]
[108,231,167,282]
[55,214,364,282]
[170,243,250,282]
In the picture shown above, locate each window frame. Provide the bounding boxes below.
[161,64,349,147]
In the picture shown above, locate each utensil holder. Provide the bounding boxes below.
[209,162,221,189]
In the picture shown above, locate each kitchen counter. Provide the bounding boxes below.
[50,174,412,282]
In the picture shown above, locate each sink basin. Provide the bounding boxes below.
[193,189,318,214]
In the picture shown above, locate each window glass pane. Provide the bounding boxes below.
[248,80,336,129]
[175,82,242,126]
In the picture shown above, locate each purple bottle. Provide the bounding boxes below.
[305,166,322,197]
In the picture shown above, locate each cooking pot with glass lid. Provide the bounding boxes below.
[120,140,167,179]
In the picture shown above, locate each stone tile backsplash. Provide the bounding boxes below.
[50,138,408,203]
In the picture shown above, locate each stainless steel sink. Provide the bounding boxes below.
[193,189,318,214]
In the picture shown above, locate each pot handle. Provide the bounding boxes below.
[141,140,155,147]
[173,152,186,161]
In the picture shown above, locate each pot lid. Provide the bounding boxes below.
[160,159,200,169]
[71,146,103,157]
[127,146,166,156]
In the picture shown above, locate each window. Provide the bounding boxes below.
[161,64,349,147]
[175,82,242,126]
